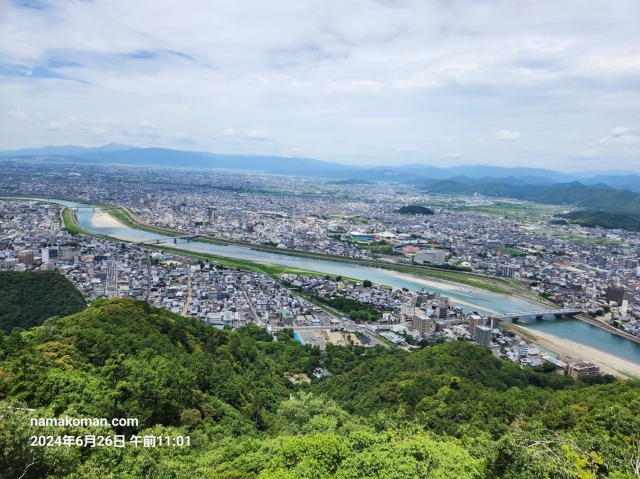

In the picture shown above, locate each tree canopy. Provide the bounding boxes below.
[396,205,435,215]
[1,297,640,478]
[0,271,86,333]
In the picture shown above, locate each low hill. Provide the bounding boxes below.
[2,298,640,478]
[0,271,86,333]
[0,298,483,478]
[424,179,547,199]
[397,205,434,215]
[555,210,640,231]
[425,179,640,217]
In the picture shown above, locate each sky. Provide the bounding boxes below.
[1,0,640,171]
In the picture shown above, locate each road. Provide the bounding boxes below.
[240,285,260,325]
[181,264,193,316]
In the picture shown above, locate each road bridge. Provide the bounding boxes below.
[133,234,202,246]
[494,308,582,322]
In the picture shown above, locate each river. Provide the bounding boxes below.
[53,199,539,314]
[43,199,640,365]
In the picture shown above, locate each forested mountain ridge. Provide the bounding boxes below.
[1,298,640,478]
[0,271,86,333]
[424,180,640,215]
[554,210,640,231]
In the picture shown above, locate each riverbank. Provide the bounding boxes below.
[50,199,640,377]
[58,203,530,314]
[506,323,640,379]
[96,202,546,298]
[384,270,500,314]
[92,210,123,228]
[62,208,84,235]
[61,207,124,243]
[576,313,640,346]
[12,195,554,300]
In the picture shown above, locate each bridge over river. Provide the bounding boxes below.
[133,234,202,246]
[494,308,582,322]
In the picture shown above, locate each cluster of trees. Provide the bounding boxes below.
[314,294,382,322]
[554,210,640,232]
[396,205,435,215]
[281,278,382,322]
[2,297,640,477]
[427,263,473,272]
[0,271,86,333]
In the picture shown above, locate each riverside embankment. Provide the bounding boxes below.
[17,196,640,369]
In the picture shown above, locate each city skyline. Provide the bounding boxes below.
[2,0,640,170]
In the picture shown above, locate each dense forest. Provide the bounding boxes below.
[0,271,86,333]
[396,205,435,215]
[1,298,640,478]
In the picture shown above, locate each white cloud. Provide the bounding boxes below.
[494,130,521,140]
[1,0,640,170]
[8,109,31,121]
[246,130,270,141]
[597,127,640,145]
[397,146,416,154]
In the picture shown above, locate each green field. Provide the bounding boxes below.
[325,214,369,224]
[61,208,83,235]
[496,246,526,257]
[534,227,626,246]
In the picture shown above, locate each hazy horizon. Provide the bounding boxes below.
[2,1,639,170]
[4,142,640,176]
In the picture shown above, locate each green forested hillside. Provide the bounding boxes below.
[425,180,640,216]
[0,271,86,333]
[396,205,435,215]
[1,298,639,478]
[555,210,640,231]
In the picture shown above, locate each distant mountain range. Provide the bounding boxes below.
[2,144,640,213]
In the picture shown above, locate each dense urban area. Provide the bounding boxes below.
[4,159,640,478]
[3,160,640,380]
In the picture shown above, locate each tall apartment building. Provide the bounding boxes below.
[3,258,18,269]
[468,314,483,336]
[605,285,626,306]
[400,301,415,321]
[474,325,492,347]
[207,206,218,221]
[18,250,35,265]
[106,260,118,298]
[413,312,435,337]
